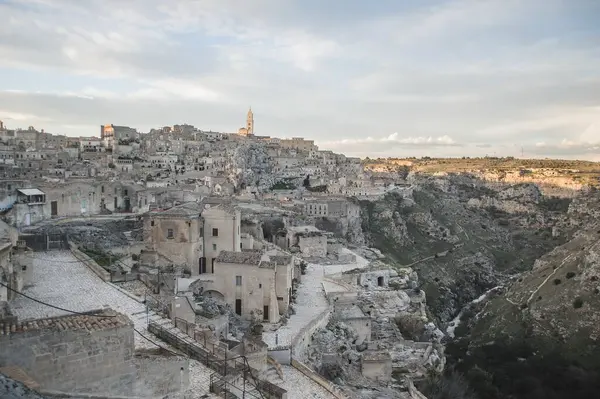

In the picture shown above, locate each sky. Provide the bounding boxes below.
[0,0,599,160]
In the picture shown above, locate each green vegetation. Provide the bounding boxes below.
[270,179,297,190]
[445,334,600,399]
[81,247,113,268]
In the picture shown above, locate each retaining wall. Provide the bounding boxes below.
[68,241,110,281]
[290,358,349,399]
[291,308,331,362]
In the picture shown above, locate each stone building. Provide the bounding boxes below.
[144,203,204,271]
[0,220,18,302]
[193,250,293,323]
[143,201,242,275]
[286,225,328,258]
[7,188,46,227]
[0,309,137,396]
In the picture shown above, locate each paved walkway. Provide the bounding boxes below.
[262,249,369,349]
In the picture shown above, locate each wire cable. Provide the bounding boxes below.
[133,326,180,356]
[0,281,116,318]
[0,282,184,357]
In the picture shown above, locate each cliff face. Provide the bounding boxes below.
[358,175,571,322]
[468,190,600,349]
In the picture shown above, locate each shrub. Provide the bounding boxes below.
[566,272,576,279]
[573,298,584,308]
[553,279,561,285]
[395,314,426,340]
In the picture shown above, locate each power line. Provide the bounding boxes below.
[0,281,116,318]
[0,282,183,357]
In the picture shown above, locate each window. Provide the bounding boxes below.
[124,189,128,196]
[199,227,203,237]
[167,228,174,239]
[212,243,217,251]
[151,220,154,226]
[259,283,262,288]
[236,276,242,286]
[101,185,104,193]
[212,228,219,237]
[7,184,11,191]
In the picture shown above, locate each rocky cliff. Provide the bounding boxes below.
[467,189,600,347]
[441,189,600,399]
[358,174,571,323]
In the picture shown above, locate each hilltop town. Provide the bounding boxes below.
[0,110,599,399]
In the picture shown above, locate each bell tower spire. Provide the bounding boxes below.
[246,107,254,136]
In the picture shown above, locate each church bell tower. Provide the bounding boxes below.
[246,107,254,136]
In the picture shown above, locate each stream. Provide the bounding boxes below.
[446,285,502,338]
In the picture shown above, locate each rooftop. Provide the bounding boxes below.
[17,188,44,196]
[0,308,131,336]
[149,202,202,218]
[216,250,263,266]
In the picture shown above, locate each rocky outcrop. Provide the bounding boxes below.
[470,190,600,350]
[357,175,571,324]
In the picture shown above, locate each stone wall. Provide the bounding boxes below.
[133,351,190,397]
[69,241,110,281]
[0,310,135,396]
[292,308,331,362]
[298,235,327,258]
[290,358,349,399]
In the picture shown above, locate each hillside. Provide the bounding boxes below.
[363,157,600,191]
[358,174,573,322]
[440,190,600,399]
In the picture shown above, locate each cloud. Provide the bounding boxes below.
[0,0,599,159]
[317,133,462,157]
[0,109,51,122]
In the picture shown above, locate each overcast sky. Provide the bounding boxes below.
[0,0,599,159]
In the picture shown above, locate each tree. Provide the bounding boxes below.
[303,175,310,187]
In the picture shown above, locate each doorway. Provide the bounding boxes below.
[263,306,269,321]
[235,299,242,316]
[377,276,384,287]
[50,201,58,216]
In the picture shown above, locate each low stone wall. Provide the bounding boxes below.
[290,358,349,399]
[68,241,110,281]
[291,308,331,362]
